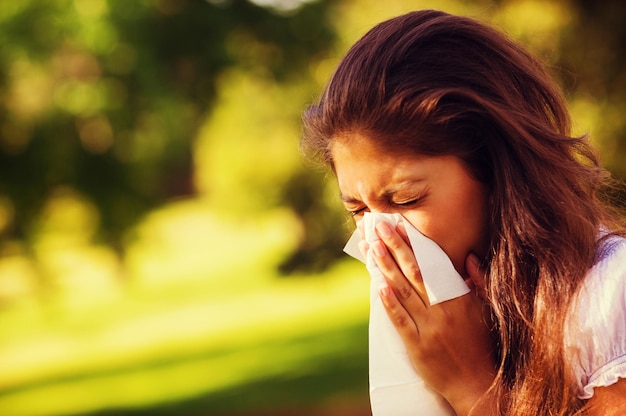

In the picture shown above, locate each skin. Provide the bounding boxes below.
[585,380,626,415]
[331,132,626,415]
[331,132,496,415]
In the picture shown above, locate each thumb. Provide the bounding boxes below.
[465,252,488,302]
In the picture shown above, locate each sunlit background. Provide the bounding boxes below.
[0,0,624,415]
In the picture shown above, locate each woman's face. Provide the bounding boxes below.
[331,133,490,278]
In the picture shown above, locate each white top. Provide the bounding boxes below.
[566,235,626,399]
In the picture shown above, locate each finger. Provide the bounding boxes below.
[379,283,421,340]
[376,221,427,292]
[372,223,428,310]
[466,253,488,302]
[395,221,411,246]
[375,222,421,282]
[371,240,427,311]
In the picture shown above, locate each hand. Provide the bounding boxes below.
[370,220,497,416]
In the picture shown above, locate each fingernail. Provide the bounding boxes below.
[372,240,385,257]
[376,221,392,238]
[378,284,390,298]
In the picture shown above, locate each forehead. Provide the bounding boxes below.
[330,133,429,193]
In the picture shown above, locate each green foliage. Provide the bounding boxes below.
[0,0,337,250]
[558,0,626,178]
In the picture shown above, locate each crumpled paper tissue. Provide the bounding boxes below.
[343,212,470,415]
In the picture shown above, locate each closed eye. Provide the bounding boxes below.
[393,199,419,207]
[391,191,428,208]
[348,207,367,217]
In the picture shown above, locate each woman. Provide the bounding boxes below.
[301,9,626,415]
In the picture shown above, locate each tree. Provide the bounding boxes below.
[0,0,337,258]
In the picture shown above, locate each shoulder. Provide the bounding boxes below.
[582,235,626,317]
[594,233,626,266]
[566,235,626,399]
[583,377,626,415]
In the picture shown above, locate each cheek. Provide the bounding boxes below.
[441,189,489,274]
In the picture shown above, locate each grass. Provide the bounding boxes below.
[0,258,372,416]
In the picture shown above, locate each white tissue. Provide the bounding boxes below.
[343,212,470,415]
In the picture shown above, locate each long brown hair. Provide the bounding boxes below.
[302,10,624,415]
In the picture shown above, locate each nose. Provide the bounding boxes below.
[362,201,387,214]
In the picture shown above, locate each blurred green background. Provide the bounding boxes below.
[0,0,624,415]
